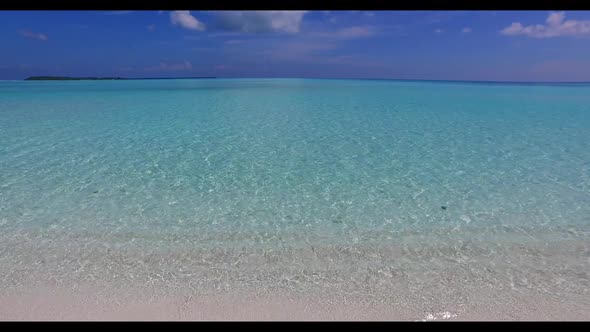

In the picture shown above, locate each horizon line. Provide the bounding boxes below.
[12,75,590,85]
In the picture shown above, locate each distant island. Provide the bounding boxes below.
[25,76,124,81]
[24,76,217,81]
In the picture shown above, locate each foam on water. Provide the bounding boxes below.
[1,79,589,315]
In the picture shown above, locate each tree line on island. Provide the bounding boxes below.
[25,76,216,81]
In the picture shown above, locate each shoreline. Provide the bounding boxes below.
[1,227,588,320]
[1,285,588,321]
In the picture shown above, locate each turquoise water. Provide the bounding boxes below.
[1,79,589,304]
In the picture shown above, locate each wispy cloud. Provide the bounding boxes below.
[170,11,205,31]
[263,42,384,69]
[145,61,193,72]
[147,24,156,32]
[117,66,135,72]
[311,26,376,39]
[501,12,590,38]
[265,41,339,61]
[323,54,382,67]
[67,23,88,29]
[434,28,444,34]
[216,24,378,69]
[183,35,205,41]
[419,12,466,25]
[18,30,48,41]
[529,59,590,81]
[104,11,134,15]
[213,11,307,33]
[462,27,472,33]
[337,26,375,39]
[224,39,245,45]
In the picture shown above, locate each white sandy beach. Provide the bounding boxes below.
[1,228,588,320]
[1,285,589,320]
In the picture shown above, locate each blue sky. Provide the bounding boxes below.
[1,10,590,81]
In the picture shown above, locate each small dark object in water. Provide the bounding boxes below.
[93,190,99,194]
[441,206,447,210]
[332,218,343,224]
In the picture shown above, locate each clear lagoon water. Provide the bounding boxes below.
[1,78,589,317]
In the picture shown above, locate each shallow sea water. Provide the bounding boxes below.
[0,79,589,318]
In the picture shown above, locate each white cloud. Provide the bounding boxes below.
[18,30,48,41]
[501,11,590,38]
[170,11,205,31]
[462,27,472,33]
[434,28,444,34]
[146,61,193,72]
[214,11,307,33]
